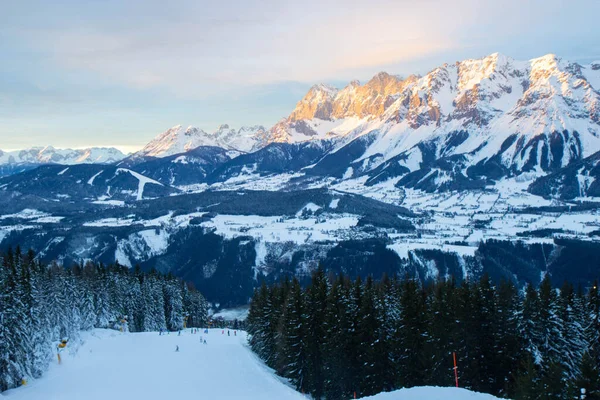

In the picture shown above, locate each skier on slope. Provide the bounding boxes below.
[176,345,179,352]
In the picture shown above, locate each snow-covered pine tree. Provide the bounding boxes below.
[397,277,428,387]
[425,278,457,387]
[355,275,389,397]
[163,275,184,331]
[537,276,565,373]
[520,283,543,366]
[493,279,523,398]
[303,268,328,399]
[0,249,209,393]
[282,278,308,391]
[323,274,353,399]
[557,281,585,380]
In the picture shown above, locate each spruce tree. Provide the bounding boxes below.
[282,278,308,391]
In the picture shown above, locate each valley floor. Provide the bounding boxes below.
[1,329,502,400]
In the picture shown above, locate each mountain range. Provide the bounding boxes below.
[6,52,600,191]
[123,52,600,195]
[2,52,600,306]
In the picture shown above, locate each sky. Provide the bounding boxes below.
[1,0,599,152]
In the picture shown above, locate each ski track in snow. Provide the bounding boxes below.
[87,170,103,185]
[116,168,163,201]
[2,329,306,400]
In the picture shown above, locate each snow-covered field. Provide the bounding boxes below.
[1,329,501,400]
[211,306,250,321]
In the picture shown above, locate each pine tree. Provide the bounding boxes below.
[521,283,543,366]
[575,351,600,399]
[0,249,208,393]
[282,278,308,391]
[557,281,585,380]
[425,279,457,387]
[304,268,328,399]
[494,279,522,397]
[537,276,565,381]
[514,355,541,400]
[323,275,353,399]
[397,277,428,387]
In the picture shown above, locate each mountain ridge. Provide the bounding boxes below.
[0,146,126,166]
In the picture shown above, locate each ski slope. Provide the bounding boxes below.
[2,329,305,400]
[2,329,503,400]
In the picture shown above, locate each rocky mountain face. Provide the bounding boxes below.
[528,151,600,199]
[219,53,594,196]
[100,52,600,195]
[276,54,600,183]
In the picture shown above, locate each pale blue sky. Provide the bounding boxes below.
[1,0,599,152]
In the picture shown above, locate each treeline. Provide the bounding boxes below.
[247,270,600,400]
[0,247,208,392]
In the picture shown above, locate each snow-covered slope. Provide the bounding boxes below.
[1,328,501,400]
[0,164,175,201]
[1,329,306,400]
[135,124,267,158]
[0,146,125,166]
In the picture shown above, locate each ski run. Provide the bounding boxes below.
[1,328,500,400]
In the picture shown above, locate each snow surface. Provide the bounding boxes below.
[115,168,163,200]
[362,386,500,400]
[0,146,125,166]
[0,209,50,220]
[201,213,359,245]
[87,170,103,185]
[1,329,500,400]
[211,306,250,321]
[1,329,306,400]
[135,124,266,158]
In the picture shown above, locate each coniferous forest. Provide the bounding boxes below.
[247,270,600,400]
[0,247,208,393]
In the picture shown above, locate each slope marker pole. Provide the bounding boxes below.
[453,352,459,388]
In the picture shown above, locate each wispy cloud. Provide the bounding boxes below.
[1,0,600,149]
[12,0,470,94]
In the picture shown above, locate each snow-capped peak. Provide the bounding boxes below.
[0,146,126,166]
[136,125,212,158]
[135,124,268,158]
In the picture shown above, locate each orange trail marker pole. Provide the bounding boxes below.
[453,352,459,388]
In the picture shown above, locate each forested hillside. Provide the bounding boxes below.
[247,271,600,400]
[0,247,208,392]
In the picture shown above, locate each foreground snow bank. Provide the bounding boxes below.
[362,386,502,400]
